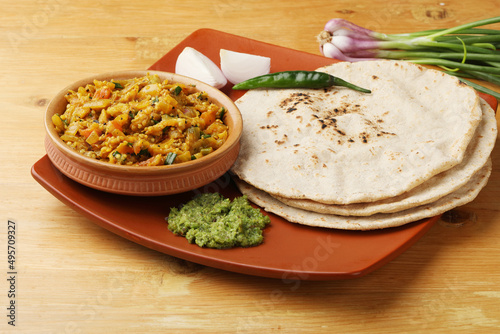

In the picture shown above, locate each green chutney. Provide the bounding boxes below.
[166,193,271,249]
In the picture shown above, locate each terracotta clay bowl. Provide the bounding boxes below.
[44,70,242,196]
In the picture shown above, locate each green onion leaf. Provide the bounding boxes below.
[112,151,123,161]
[173,86,182,96]
[112,81,124,89]
[219,107,226,120]
[138,148,150,156]
[57,114,69,126]
[319,16,500,98]
[165,152,177,165]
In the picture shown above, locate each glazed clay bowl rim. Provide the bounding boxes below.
[44,70,243,176]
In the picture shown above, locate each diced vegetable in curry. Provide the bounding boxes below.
[52,74,228,166]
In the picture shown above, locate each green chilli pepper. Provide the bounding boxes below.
[232,70,371,93]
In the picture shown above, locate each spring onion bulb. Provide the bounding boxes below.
[317,16,500,100]
[175,47,227,89]
[220,49,271,84]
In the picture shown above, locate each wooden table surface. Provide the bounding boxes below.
[2,0,500,333]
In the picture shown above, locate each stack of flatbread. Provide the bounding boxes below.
[231,60,497,230]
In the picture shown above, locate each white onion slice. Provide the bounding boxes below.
[175,47,227,89]
[220,49,271,84]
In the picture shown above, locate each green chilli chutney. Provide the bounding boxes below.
[166,193,271,249]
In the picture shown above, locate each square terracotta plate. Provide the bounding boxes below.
[33,29,495,280]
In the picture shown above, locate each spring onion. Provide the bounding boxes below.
[165,152,177,165]
[111,81,123,89]
[172,85,182,96]
[317,17,500,100]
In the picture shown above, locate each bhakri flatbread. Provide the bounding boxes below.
[231,60,481,204]
[234,159,492,230]
[272,98,497,216]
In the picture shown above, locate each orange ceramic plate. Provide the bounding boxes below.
[32,29,496,280]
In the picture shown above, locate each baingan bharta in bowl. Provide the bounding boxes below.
[44,70,242,196]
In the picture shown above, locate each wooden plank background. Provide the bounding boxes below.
[1,0,499,332]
